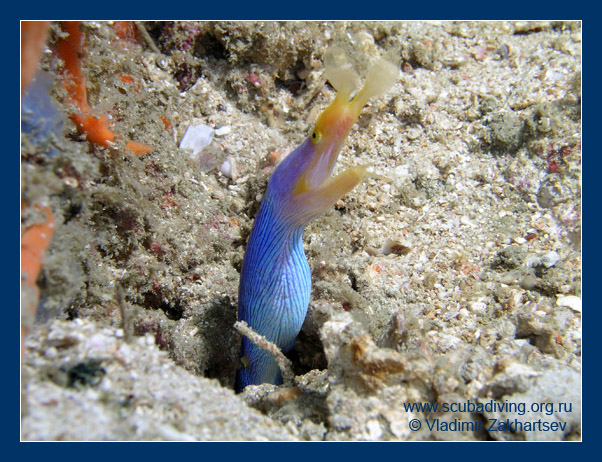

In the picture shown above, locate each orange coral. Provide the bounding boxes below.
[160,115,172,131]
[21,204,55,352]
[112,20,140,43]
[21,205,54,288]
[55,21,152,155]
[21,22,153,353]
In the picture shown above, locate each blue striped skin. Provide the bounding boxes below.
[236,134,368,391]
[236,139,319,390]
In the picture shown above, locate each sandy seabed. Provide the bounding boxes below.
[21,21,581,441]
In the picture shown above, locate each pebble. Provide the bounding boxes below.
[469,301,487,314]
[388,416,410,439]
[180,123,214,157]
[460,216,474,227]
[526,250,560,269]
[44,347,57,359]
[365,419,383,440]
[215,125,231,136]
[381,238,411,256]
[556,295,581,312]
[220,155,238,180]
[406,127,422,140]
[501,271,520,285]
[540,251,560,268]
[520,274,539,291]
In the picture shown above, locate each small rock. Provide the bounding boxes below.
[381,238,411,256]
[493,246,526,269]
[469,301,487,314]
[488,110,523,154]
[44,346,57,359]
[501,271,520,285]
[540,251,560,268]
[460,216,475,227]
[520,274,540,291]
[365,419,383,440]
[215,125,231,136]
[537,177,572,209]
[556,295,581,312]
[180,123,214,157]
[220,155,238,180]
[406,127,422,140]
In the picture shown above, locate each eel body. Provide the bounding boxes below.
[236,47,398,391]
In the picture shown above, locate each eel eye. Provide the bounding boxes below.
[311,129,322,145]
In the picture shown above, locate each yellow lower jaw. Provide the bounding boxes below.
[289,165,369,225]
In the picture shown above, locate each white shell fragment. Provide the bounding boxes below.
[220,155,238,180]
[526,250,561,269]
[556,295,581,312]
[540,251,561,268]
[180,123,214,157]
[214,125,231,136]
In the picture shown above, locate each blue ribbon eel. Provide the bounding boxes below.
[236,47,399,391]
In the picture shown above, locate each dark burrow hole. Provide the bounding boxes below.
[173,63,202,92]
[515,331,555,354]
[143,291,184,321]
[275,60,309,97]
[199,296,239,388]
[208,302,329,390]
[275,77,306,97]
[193,33,227,60]
[287,311,328,376]
[62,200,82,225]
[66,359,106,388]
